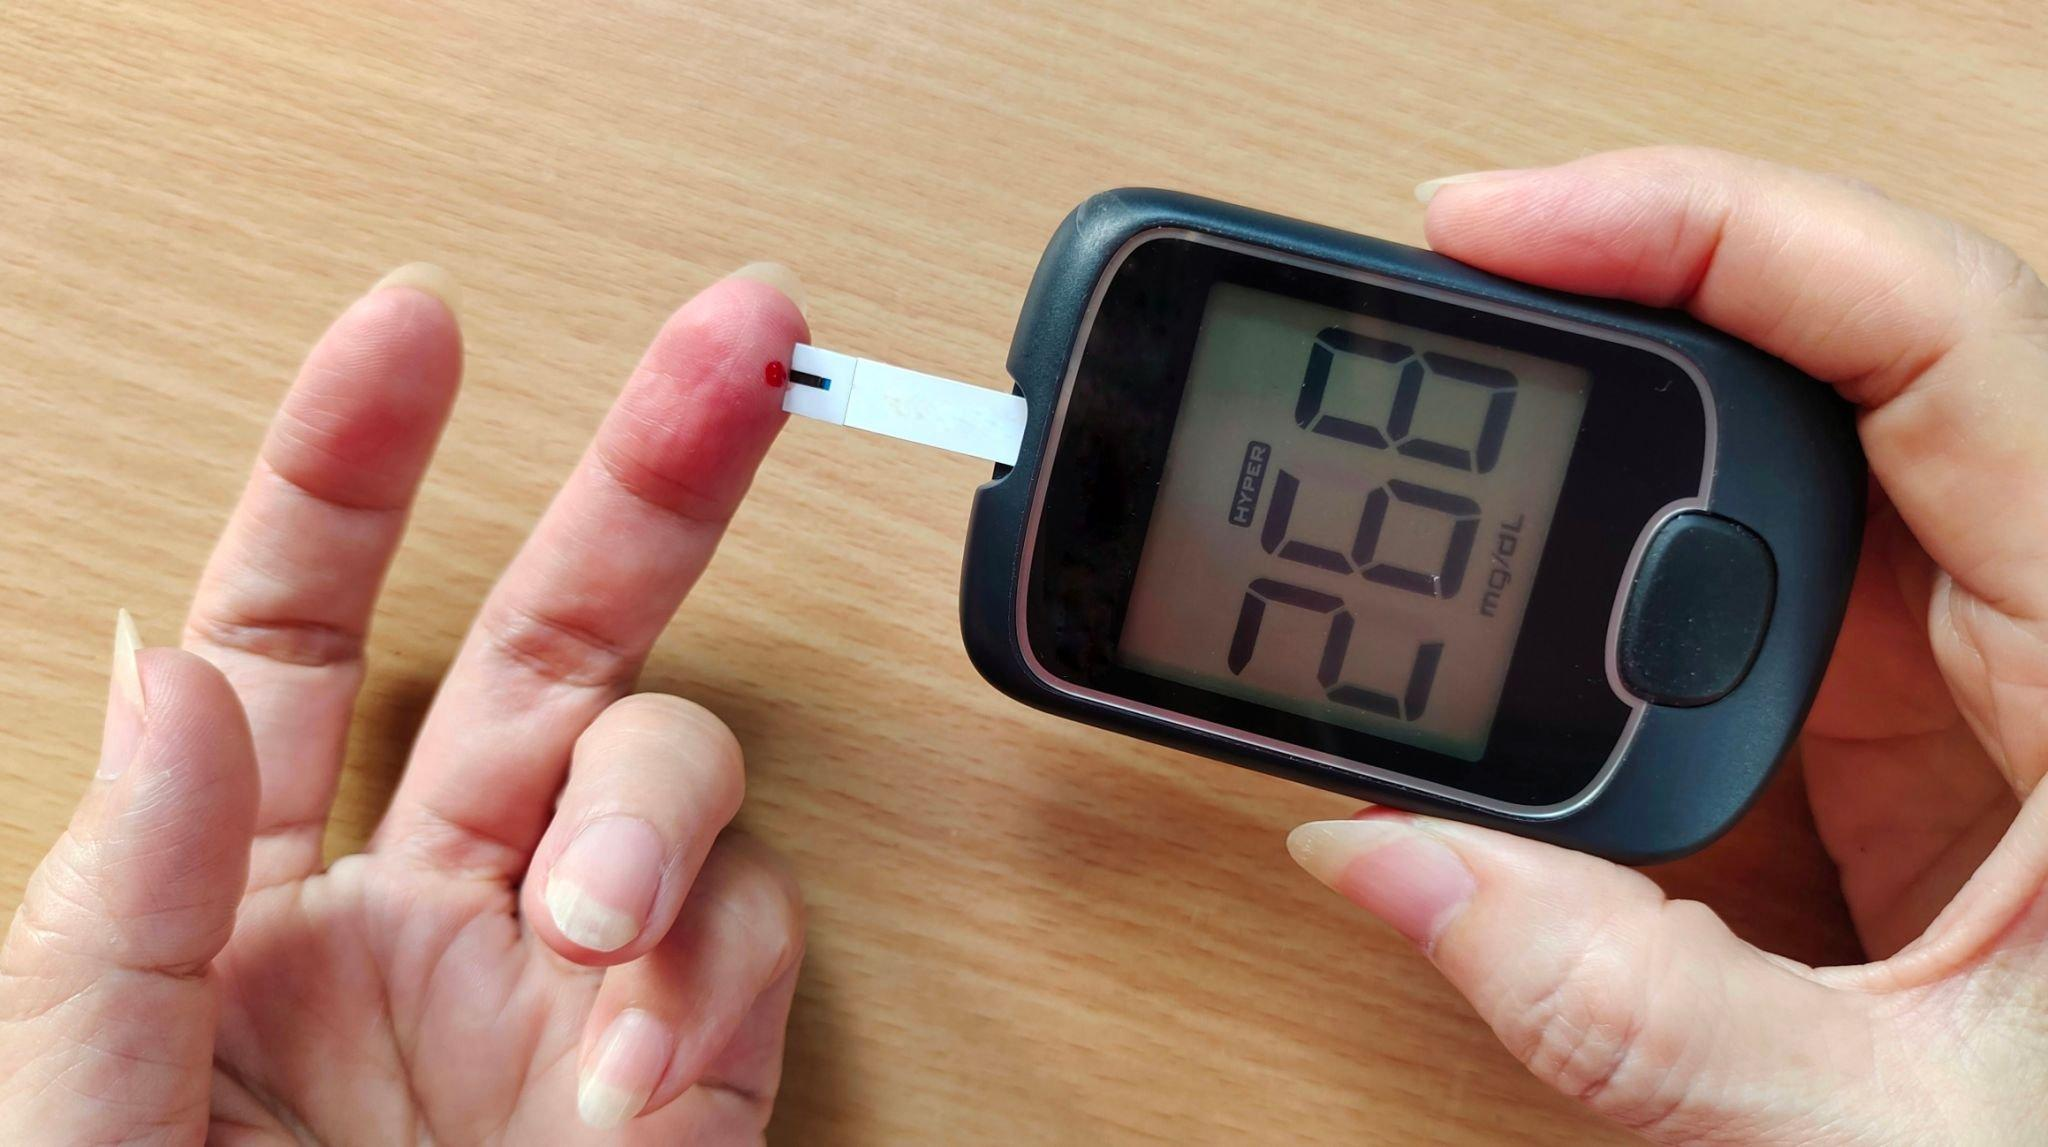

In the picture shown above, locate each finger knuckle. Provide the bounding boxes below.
[1512,945,1632,1095]
[9,836,222,984]
[184,608,366,671]
[477,599,637,689]
[8,840,98,958]
[1504,911,1697,1132]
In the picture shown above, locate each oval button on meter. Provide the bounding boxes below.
[1614,512,1777,709]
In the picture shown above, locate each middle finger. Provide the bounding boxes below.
[375,265,805,876]
[183,265,463,886]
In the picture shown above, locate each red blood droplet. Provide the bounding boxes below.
[764,360,787,389]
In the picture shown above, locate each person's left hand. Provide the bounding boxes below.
[0,262,810,1143]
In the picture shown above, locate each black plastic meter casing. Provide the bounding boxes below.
[959,190,1864,863]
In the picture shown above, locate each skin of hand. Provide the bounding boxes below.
[0,261,812,1143]
[1287,148,2048,1144]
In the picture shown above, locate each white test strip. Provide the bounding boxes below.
[783,344,1028,466]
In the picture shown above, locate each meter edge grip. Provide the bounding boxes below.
[960,189,1864,864]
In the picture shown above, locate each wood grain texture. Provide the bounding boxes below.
[3,1,2043,1142]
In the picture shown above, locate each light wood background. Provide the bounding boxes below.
[4,2,2044,1143]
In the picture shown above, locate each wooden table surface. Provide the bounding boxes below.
[4,2,2044,1143]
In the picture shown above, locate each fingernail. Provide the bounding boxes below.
[545,816,665,952]
[371,262,462,322]
[98,609,146,780]
[1414,170,1519,204]
[726,260,807,316]
[1287,818,1475,951]
[578,1008,673,1129]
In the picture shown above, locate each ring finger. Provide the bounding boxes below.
[521,693,746,965]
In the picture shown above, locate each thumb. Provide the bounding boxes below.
[0,611,260,1141]
[1288,812,1935,1144]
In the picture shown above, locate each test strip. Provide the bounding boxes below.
[784,344,1028,466]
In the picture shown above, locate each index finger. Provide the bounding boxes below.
[377,265,806,873]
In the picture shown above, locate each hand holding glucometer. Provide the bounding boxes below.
[781,147,2048,1143]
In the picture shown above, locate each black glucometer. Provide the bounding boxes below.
[788,190,1863,862]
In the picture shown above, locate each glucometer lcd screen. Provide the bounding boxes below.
[1117,283,1591,761]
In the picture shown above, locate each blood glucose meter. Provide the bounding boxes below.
[785,189,1864,862]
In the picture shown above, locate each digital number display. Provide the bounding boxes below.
[1117,283,1592,760]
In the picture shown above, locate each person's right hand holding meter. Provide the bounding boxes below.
[1288,147,2048,1144]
